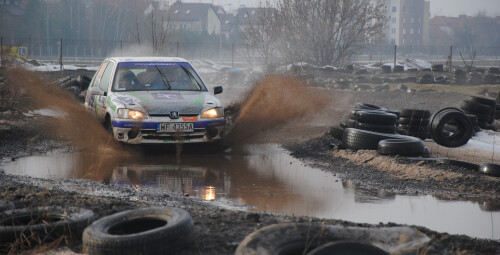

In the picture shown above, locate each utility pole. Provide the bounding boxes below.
[59,38,63,71]
[394,45,397,68]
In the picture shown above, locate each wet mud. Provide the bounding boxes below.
[1,68,500,254]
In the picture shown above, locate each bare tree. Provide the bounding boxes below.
[132,0,175,55]
[277,0,386,67]
[239,1,282,69]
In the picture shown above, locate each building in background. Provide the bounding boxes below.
[169,1,221,35]
[386,0,429,46]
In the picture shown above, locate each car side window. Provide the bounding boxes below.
[99,62,116,92]
[90,61,108,89]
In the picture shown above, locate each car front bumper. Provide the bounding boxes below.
[111,119,225,144]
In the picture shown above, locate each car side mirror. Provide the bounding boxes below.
[213,86,223,95]
[103,92,107,97]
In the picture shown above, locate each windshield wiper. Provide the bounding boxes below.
[155,65,171,90]
[180,66,202,90]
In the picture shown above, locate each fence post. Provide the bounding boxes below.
[120,40,123,57]
[176,41,179,57]
[394,45,397,68]
[448,45,453,72]
[232,42,234,68]
[0,36,3,68]
[59,38,63,71]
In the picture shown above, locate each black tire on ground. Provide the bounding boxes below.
[83,207,194,255]
[399,109,431,119]
[340,114,349,129]
[436,159,480,171]
[328,126,344,140]
[460,100,492,114]
[355,111,397,125]
[479,163,500,177]
[468,95,496,108]
[378,138,425,157]
[385,109,401,119]
[398,117,430,126]
[430,107,464,129]
[308,241,390,255]
[0,206,94,244]
[430,109,473,148]
[342,128,405,150]
[355,122,396,134]
[349,109,385,120]
[397,129,409,135]
[355,102,387,111]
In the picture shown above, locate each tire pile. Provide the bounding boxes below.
[335,103,428,157]
[330,102,500,177]
[459,95,498,131]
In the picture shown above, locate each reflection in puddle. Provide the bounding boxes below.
[2,144,499,240]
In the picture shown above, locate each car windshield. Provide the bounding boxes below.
[112,62,208,92]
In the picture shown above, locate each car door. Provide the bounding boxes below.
[95,61,116,121]
[85,60,108,114]
[86,60,116,122]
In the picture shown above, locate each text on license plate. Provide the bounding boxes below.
[157,123,194,132]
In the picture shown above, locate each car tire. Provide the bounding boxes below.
[83,207,194,255]
[307,241,390,255]
[430,107,464,127]
[378,138,425,157]
[342,128,404,150]
[0,200,14,212]
[479,163,500,177]
[397,124,429,132]
[0,206,94,244]
[430,109,473,147]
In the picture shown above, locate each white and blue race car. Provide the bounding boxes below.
[84,57,225,144]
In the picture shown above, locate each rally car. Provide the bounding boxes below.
[84,57,225,144]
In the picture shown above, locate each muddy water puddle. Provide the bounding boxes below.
[2,144,499,240]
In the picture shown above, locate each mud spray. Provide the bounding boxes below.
[224,75,331,146]
[6,68,127,180]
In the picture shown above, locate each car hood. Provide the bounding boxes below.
[111,90,220,115]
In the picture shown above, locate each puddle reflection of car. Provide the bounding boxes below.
[110,165,229,201]
[84,57,225,144]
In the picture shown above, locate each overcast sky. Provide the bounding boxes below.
[183,0,500,17]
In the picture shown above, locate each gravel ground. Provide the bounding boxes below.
[1,68,500,254]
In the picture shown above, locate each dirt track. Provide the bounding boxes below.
[0,68,500,254]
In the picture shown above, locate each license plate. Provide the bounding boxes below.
[157,122,194,133]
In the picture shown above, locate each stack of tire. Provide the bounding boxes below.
[460,95,497,130]
[397,109,431,140]
[336,103,428,157]
[338,103,399,135]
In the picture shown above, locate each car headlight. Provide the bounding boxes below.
[117,109,147,120]
[201,108,223,119]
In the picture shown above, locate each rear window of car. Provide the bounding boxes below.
[111,62,208,92]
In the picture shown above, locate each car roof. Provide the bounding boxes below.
[107,57,189,63]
